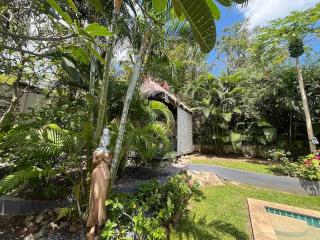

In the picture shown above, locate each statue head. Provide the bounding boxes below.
[97,128,110,152]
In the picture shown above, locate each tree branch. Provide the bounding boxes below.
[0,44,57,58]
[0,30,76,42]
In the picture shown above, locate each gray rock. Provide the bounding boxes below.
[23,234,35,240]
[59,221,70,229]
[48,222,58,230]
[34,228,47,240]
[53,207,61,214]
[35,213,45,224]
[24,216,35,227]
[48,210,55,217]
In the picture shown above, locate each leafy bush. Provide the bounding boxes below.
[274,153,320,181]
[0,103,90,200]
[101,173,203,240]
[301,154,320,181]
[273,160,302,177]
[268,149,291,162]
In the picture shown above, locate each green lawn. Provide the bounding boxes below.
[172,184,320,240]
[191,157,276,175]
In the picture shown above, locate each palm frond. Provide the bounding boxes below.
[127,122,171,161]
[149,100,175,132]
[0,167,56,195]
[0,123,86,167]
[165,19,194,43]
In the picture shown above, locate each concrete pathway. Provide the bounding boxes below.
[189,164,320,196]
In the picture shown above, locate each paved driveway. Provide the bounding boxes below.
[189,163,320,196]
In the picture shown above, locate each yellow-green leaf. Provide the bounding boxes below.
[66,0,78,13]
[85,23,113,36]
[205,0,220,20]
[47,0,73,25]
[68,46,90,65]
[88,45,106,64]
[172,0,182,18]
[152,0,167,12]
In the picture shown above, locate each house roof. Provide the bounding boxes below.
[141,77,192,113]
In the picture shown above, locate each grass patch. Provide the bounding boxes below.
[191,157,276,175]
[172,184,320,240]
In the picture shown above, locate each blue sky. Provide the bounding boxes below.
[208,6,244,75]
[209,0,320,75]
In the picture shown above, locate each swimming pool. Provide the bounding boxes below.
[248,198,320,240]
[266,206,320,228]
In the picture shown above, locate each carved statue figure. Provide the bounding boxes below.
[87,128,112,239]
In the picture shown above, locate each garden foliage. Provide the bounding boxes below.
[273,153,320,181]
[101,173,203,240]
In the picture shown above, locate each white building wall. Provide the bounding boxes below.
[177,107,193,154]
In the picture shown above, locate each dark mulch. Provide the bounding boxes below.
[0,213,86,240]
[122,166,170,180]
[0,215,25,240]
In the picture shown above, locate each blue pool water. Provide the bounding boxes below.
[265,207,320,228]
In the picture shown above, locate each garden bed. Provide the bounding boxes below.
[0,166,176,215]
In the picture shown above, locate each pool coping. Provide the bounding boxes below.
[247,198,320,240]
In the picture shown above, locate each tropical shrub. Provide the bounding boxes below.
[274,153,320,181]
[109,98,175,176]
[301,154,320,181]
[268,149,291,162]
[101,173,203,240]
[0,102,90,201]
[273,160,302,178]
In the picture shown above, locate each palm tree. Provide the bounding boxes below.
[289,38,316,152]
[108,0,251,184]
[252,5,320,152]
[187,74,243,152]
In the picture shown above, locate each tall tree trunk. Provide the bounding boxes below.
[109,32,150,187]
[94,36,114,144]
[289,109,292,150]
[94,3,122,144]
[295,57,316,152]
[88,44,97,124]
[0,95,18,126]
[86,45,98,174]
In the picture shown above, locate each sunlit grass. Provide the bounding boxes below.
[172,184,320,240]
[191,157,276,175]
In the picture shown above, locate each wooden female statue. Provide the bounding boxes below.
[87,128,112,239]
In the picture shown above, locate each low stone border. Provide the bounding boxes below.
[247,198,320,240]
[0,196,72,215]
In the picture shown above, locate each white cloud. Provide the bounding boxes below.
[239,0,319,28]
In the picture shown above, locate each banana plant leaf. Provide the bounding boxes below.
[173,0,216,53]
[172,0,249,53]
[215,0,232,7]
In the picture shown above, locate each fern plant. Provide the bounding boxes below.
[0,167,56,195]
[0,122,87,196]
